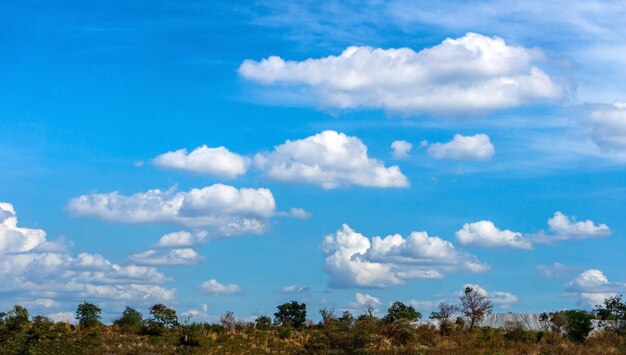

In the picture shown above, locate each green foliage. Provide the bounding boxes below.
[595,294,626,335]
[254,315,272,330]
[113,306,143,333]
[383,301,422,323]
[149,303,178,329]
[6,305,30,332]
[274,301,307,329]
[76,301,101,329]
[563,310,593,343]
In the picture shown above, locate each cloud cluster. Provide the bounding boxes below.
[463,284,518,308]
[582,102,626,151]
[254,130,409,189]
[547,211,611,240]
[200,279,242,295]
[240,33,561,115]
[566,269,626,307]
[321,224,488,288]
[427,134,495,160]
[536,262,571,278]
[391,140,413,159]
[67,184,276,236]
[129,248,201,266]
[455,221,531,250]
[152,145,249,178]
[0,202,175,314]
[154,230,209,248]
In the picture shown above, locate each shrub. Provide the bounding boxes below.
[255,315,272,331]
[76,301,101,329]
[113,306,143,333]
[274,301,307,329]
[383,301,422,323]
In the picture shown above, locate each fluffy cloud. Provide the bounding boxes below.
[463,284,518,308]
[536,262,571,278]
[281,285,311,294]
[152,145,249,178]
[547,211,611,240]
[154,230,209,248]
[565,269,626,307]
[582,102,626,151]
[455,221,531,250]
[200,279,242,295]
[391,140,413,159]
[0,202,175,314]
[427,134,495,160]
[129,248,201,266]
[67,184,277,236]
[289,208,312,219]
[240,33,561,115]
[254,130,409,189]
[321,224,488,288]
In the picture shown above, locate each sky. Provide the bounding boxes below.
[1,0,626,323]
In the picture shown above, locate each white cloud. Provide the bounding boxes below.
[152,145,249,178]
[200,279,242,295]
[47,312,74,323]
[463,284,518,307]
[240,33,561,115]
[455,220,531,250]
[0,202,176,314]
[427,134,495,160]
[547,211,611,239]
[321,224,488,288]
[129,248,201,266]
[565,269,626,307]
[67,184,277,236]
[289,208,312,219]
[155,230,209,248]
[281,285,311,294]
[536,262,571,278]
[391,140,413,159]
[582,102,626,151]
[355,292,381,306]
[254,130,409,189]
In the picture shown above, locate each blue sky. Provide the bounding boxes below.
[2,0,626,323]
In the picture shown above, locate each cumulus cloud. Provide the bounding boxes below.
[427,134,495,160]
[536,262,571,278]
[391,140,413,159]
[0,202,175,314]
[129,248,201,266]
[240,33,561,115]
[455,221,531,250]
[463,284,518,308]
[346,292,382,313]
[582,102,626,151]
[565,269,626,307]
[281,285,311,294]
[321,224,488,288]
[152,145,249,178]
[254,130,409,189]
[67,184,277,236]
[154,230,209,248]
[547,211,611,240]
[200,279,242,295]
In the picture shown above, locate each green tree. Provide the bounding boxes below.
[460,286,493,330]
[113,306,143,333]
[274,301,307,328]
[149,304,178,329]
[595,294,626,335]
[383,301,422,323]
[563,310,593,343]
[76,301,102,328]
[255,315,272,330]
[5,305,30,331]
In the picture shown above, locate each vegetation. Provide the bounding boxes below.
[1,295,626,354]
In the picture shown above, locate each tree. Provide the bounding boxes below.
[429,302,458,334]
[460,286,492,330]
[383,301,422,323]
[595,294,626,335]
[255,315,272,330]
[319,307,336,325]
[219,311,237,332]
[274,301,307,328]
[5,305,30,331]
[563,310,593,343]
[113,307,143,332]
[149,304,178,329]
[76,301,101,328]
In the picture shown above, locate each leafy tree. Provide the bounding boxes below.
[274,301,307,328]
[113,306,143,332]
[383,301,422,323]
[430,302,458,334]
[149,304,178,329]
[255,316,272,330]
[460,286,493,330]
[563,310,593,343]
[595,294,626,335]
[76,301,101,328]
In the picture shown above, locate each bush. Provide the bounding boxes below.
[274,301,306,329]
[76,301,101,329]
[563,310,593,343]
[113,306,143,333]
[255,315,272,331]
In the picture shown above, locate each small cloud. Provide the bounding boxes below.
[427,134,495,161]
[281,285,311,294]
[200,279,242,295]
[391,140,413,159]
[289,208,312,220]
[536,262,571,278]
